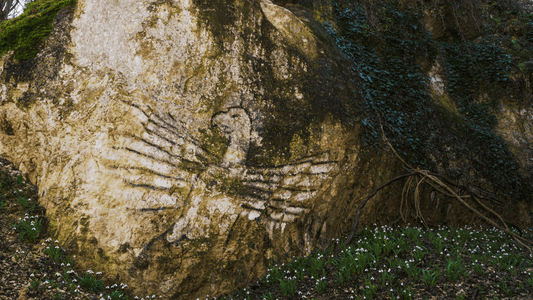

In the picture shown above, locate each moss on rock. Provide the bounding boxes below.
[0,0,77,61]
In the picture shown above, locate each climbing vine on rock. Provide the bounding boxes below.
[323,0,438,167]
[321,0,533,202]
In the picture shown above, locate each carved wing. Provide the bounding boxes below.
[239,152,339,228]
[98,100,215,199]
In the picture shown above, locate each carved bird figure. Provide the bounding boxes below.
[103,100,339,236]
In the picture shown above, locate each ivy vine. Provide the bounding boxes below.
[323,0,532,201]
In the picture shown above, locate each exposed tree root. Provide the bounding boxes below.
[344,126,533,255]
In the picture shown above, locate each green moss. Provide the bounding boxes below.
[289,126,319,161]
[179,160,205,174]
[155,248,174,265]
[79,216,89,234]
[0,0,77,61]
[199,127,228,163]
[289,133,306,160]
[183,65,207,93]
[192,0,253,50]
[130,0,185,61]
[131,33,158,61]
[216,175,249,197]
[168,184,190,198]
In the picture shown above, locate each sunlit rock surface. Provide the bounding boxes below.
[0,1,360,298]
[0,0,531,299]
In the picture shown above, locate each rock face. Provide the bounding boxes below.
[0,0,532,298]
[0,0,361,297]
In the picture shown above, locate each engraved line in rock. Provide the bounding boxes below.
[115,132,188,163]
[125,100,217,163]
[248,162,338,176]
[137,102,206,150]
[243,183,319,193]
[106,164,184,181]
[120,180,171,191]
[122,100,205,149]
[110,146,201,170]
[125,207,181,212]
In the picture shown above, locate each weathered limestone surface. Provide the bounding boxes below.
[0,0,532,299]
[0,0,362,298]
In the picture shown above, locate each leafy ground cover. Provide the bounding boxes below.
[2,157,533,299]
[223,225,533,300]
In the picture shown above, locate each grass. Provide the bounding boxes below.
[0,166,141,299]
[219,224,533,299]
[2,163,533,299]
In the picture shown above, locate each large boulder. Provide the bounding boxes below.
[0,0,363,298]
[0,0,532,298]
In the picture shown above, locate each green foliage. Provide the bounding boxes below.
[324,0,532,201]
[43,243,62,263]
[402,261,420,279]
[78,274,104,292]
[16,174,24,184]
[439,40,524,197]
[0,0,77,61]
[261,291,275,300]
[107,289,129,300]
[260,265,283,286]
[401,285,413,300]
[278,277,296,296]
[324,1,438,167]
[445,257,468,281]
[309,252,326,278]
[420,269,439,287]
[315,278,327,293]
[0,191,5,211]
[12,213,42,242]
[30,278,41,290]
[16,195,36,211]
